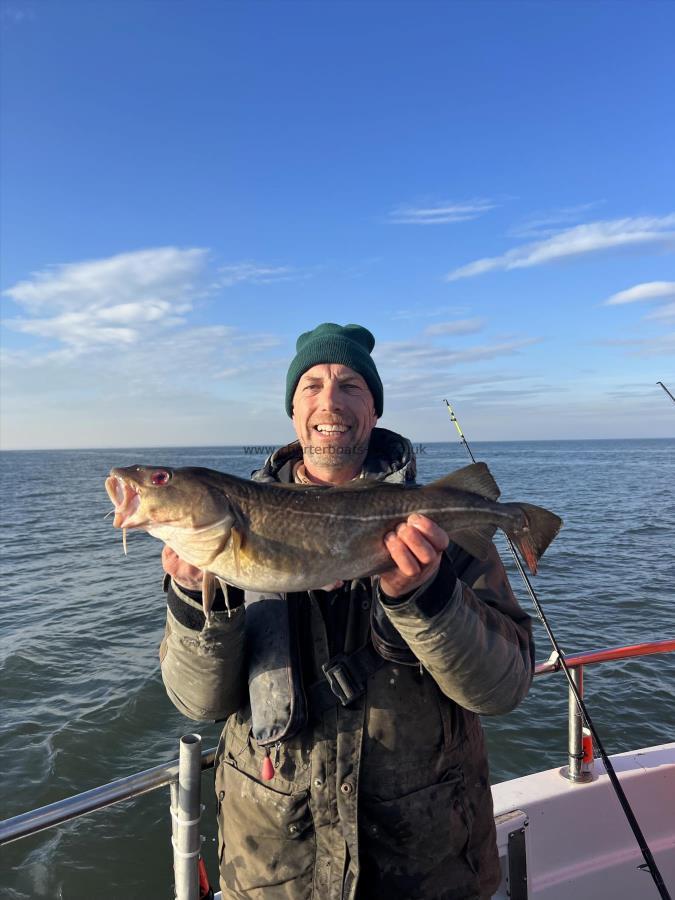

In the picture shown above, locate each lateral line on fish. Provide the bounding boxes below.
[269,505,516,523]
[170,505,512,528]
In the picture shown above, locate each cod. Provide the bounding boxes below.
[105,461,562,619]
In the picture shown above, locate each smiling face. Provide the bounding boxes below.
[291,363,378,484]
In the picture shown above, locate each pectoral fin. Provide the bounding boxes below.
[231,527,242,576]
[446,524,497,561]
[202,571,216,626]
[217,577,233,618]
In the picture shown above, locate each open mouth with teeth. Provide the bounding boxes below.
[105,475,143,529]
[312,423,352,435]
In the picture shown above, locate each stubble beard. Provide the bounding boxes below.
[305,443,368,470]
[303,429,369,472]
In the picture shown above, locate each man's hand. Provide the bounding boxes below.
[162,546,204,592]
[379,514,449,599]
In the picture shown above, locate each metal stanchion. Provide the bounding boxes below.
[567,668,593,783]
[172,734,203,900]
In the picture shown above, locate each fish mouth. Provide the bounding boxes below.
[105,475,143,529]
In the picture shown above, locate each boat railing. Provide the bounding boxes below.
[534,638,675,782]
[1,638,674,899]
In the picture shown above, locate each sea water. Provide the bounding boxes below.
[1,440,674,898]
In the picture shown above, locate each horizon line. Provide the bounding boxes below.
[1,435,674,453]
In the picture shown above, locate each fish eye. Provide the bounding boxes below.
[151,469,171,486]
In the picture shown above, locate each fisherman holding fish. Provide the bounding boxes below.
[107,323,558,899]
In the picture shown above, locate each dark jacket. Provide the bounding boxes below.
[159,429,534,899]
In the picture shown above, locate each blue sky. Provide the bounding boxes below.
[1,0,674,449]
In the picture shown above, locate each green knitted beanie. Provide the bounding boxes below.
[285,323,383,417]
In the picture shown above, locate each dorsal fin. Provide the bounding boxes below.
[429,462,500,501]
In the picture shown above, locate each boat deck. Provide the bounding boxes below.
[491,743,675,899]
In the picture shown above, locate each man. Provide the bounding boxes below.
[160,322,534,900]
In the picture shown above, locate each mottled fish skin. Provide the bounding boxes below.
[105,462,562,594]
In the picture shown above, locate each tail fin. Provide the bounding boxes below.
[507,502,562,574]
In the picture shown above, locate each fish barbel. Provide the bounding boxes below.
[105,461,562,612]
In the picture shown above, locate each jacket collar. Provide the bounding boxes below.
[251,426,417,485]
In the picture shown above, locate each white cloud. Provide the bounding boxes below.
[1,248,289,375]
[446,215,675,281]
[3,249,209,359]
[376,335,540,372]
[3,248,207,355]
[633,333,675,357]
[510,202,605,238]
[603,280,675,334]
[424,318,485,337]
[387,199,496,225]
[605,381,675,401]
[4,247,207,312]
[6,300,191,350]
[215,262,301,287]
[392,304,470,321]
[11,314,139,346]
[599,333,675,357]
[99,300,186,323]
[604,281,675,305]
[646,302,675,321]
[0,318,287,449]
[106,325,283,395]
[356,328,543,424]
[213,367,246,380]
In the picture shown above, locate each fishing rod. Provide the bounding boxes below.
[442,399,672,900]
[657,381,675,404]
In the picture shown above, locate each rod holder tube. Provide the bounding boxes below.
[567,667,592,782]
[173,734,202,900]
[170,780,179,848]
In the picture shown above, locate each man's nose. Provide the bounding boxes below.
[319,381,343,409]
